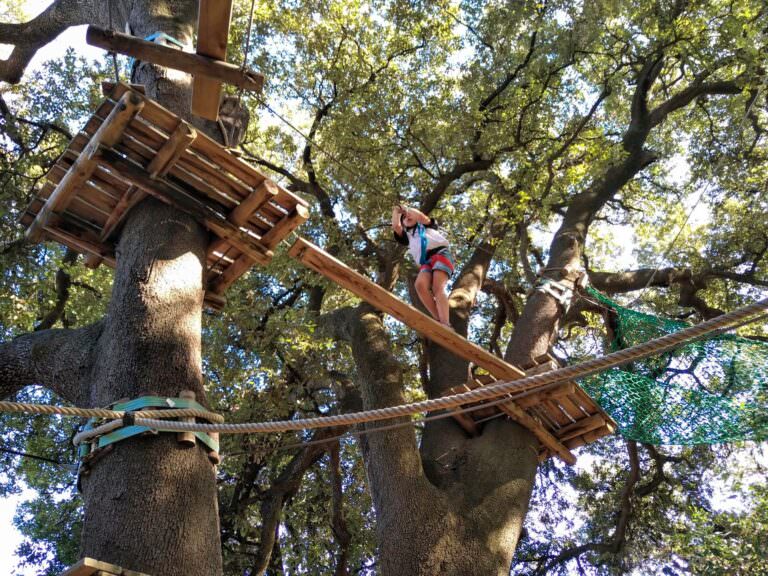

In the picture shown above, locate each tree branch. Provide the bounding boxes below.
[0,0,104,83]
[0,321,103,406]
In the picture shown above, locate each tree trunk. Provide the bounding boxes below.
[77,2,223,574]
[343,264,538,576]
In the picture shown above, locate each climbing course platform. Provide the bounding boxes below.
[288,238,616,464]
[20,82,308,308]
[60,557,150,576]
[444,357,616,462]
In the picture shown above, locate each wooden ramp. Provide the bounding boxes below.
[20,83,308,307]
[289,238,617,464]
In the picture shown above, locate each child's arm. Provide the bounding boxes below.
[403,206,431,225]
[391,205,404,235]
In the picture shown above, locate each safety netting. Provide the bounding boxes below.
[579,288,768,445]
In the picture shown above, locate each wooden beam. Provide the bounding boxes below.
[43,226,116,267]
[59,556,152,576]
[494,400,577,465]
[86,26,264,93]
[192,0,234,120]
[147,121,197,178]
[260,205,309,249]
[288,238,578,463]
[208,251,256,294]
[289,238,526,382]
[101,149,273,265]
[101,80,146,95]
[99,185,146,242]
[554,414,607,442]
[26,91,144,243]
[450,410,480,436]
[205,178,278,260]
[514,382,576,409]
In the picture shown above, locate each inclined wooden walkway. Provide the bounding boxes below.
[288,238,616,464]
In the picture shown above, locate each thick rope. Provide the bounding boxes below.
[3,297,764,443]
[119,297,768,436]
[0,402,223,423]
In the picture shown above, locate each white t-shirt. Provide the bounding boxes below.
[394,218,450,264]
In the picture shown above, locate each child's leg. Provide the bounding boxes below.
[432,270,451,325]
[415,270,440,320]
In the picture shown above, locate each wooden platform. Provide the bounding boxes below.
[60,557,151,576]
[443,358,617,462]
[20,83,308,306]
[288,238,616,464]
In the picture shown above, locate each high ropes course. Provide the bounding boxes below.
[6,3,766,575]
[12,75,768,467]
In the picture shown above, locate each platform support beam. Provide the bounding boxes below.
[86,26,264,94]
[192,0,234,120]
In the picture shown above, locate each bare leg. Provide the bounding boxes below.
[432,270,451,325]
[415,271,440,320]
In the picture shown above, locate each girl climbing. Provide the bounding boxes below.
[391,205,455,326]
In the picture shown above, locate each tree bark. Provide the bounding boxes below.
[0,1,224,574]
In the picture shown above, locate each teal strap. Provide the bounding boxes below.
[417,223,428,265]
[128,32,185,70]
[97,426,219,453]
[143,32,184,49]
[112,395,209,413]
[79,396,220,458]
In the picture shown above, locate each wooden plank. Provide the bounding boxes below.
[205,179,279,260]
[494,399,577,465]
[450,410,479,435]
[25,91,144,242]
[260,205,309,249]
[554,414,607,443]
[204,178,282,287]
[288,238,528,382]
[203,290,227,311]
[86,26,264,93]
[42,224,116,267]
[101,150,273,265]
[105,85,300,205]
[59,556,152,576]
[514,382,575,409]
[60,557,123,575]
[100,186,147,241]
[288,237,581,465]
[231,180,280,222]
[147,121,197,178]
[192,0,234,120]
[83,253,103,269]
[208,252,258,294]
[102,80,146,95]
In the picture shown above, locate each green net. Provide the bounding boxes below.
[579,288,768,445]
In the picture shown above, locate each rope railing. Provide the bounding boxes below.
[107,296,768,438]
[2,297,765,444]
[0,402,223,424]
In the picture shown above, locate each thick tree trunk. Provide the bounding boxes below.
[77,2,222,574]
[342,239,538,575]
[79,200,221,575]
